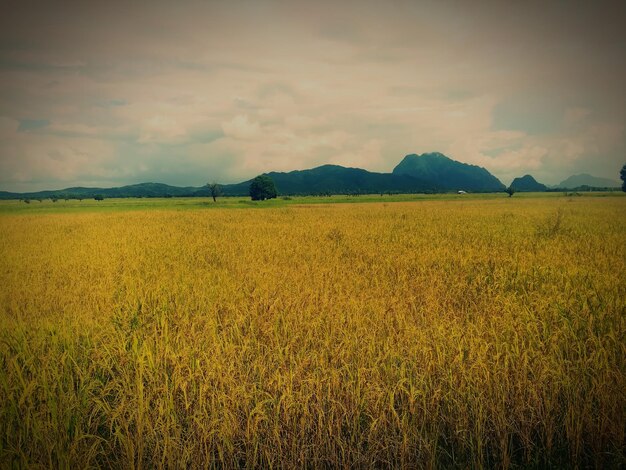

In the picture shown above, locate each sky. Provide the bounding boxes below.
[0,0,625,192]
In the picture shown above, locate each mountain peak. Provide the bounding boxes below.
[401,152,450,162]
[510,174,547,192]
[393,152,505,192]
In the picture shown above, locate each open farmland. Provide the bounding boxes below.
[0,195,624,468]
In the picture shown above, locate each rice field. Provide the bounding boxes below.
[0,195,624,468]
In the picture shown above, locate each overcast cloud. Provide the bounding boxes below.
[0,0,625,191]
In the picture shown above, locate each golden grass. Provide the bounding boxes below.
[0,197,624,468]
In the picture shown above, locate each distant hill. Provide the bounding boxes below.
[392,152,505,192]
[510,175,547,192]
[0,182,204,200]
[558,174,620,189]
[221,164,438,196]
[0,168,438,200]
[0,152,515,199]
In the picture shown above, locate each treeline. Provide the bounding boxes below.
[545,186,622,192]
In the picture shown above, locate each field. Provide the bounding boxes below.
[0,194,624,468]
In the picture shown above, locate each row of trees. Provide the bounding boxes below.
[22,196,102,203]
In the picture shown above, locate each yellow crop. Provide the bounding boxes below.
[0,196,624,468]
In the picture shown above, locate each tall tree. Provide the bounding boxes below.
[250,175,278,201]
[621,164,626,192]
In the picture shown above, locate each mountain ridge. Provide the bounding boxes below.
[557,173,620,189]
[4,152,600,199]
[220,163,441,196]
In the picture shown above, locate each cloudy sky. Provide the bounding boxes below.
[1,0,625,191]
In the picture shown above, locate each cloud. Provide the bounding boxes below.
[221,115,261,141]
[491,91,572,136]
[0,133,117,185]
[17,119,50,132]
[98,99,128,107]
[0,117,18,137]
[139,116,189,144]
[0,0,624,191]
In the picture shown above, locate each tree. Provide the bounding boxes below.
[207,182,222,202]
[621,164,626,192]
[505,186,516,197]
[249,175,278,201]
[94,195,104,201]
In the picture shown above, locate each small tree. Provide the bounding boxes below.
[505,186,516,197]
[94,195,104,201]
[621,164,626,192]
[207,182,222,202]
[249,175,278,201]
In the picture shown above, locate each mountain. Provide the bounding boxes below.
[558,174,621,189]
[0,152,510,199]
[392,152,505,192]
[510,175,547,192]
[0,168,438,200]
[221,164,438,196]
[0,183,204,200]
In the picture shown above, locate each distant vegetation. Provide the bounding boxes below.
[249,175,278,201]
